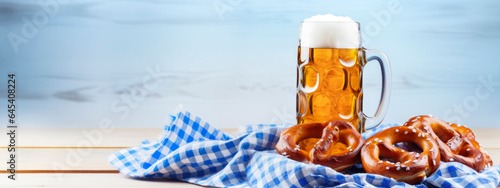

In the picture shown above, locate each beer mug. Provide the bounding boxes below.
[297,15,391,133]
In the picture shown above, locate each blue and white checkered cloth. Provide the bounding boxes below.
[108,109,500,187]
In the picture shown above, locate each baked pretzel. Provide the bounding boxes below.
[361,126,440,184]
[275,120,364,171]
[450,123,493,169]
[403,115,493,172]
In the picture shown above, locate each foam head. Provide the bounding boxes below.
[300,14,360,49]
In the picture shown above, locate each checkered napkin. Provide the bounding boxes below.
[108,109,500,187]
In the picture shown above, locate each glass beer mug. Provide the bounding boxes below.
[297,15,391,133]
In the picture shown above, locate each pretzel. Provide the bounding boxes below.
[275,120,364,171]
[403,115,493,172]
[361,126,440,184]
[450,123,493,169]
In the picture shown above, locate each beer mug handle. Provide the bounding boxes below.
[362,49,392,131]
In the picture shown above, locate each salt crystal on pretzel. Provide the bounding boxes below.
[403,115,493,172]
[361,126,440,184]
[276,120,364,172]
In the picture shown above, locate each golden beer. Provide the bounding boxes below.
[297,15,391,133]
[297,47,362,128]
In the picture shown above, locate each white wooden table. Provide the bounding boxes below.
[2,128,499,187]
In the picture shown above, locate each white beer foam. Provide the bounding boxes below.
[300,14,360,49]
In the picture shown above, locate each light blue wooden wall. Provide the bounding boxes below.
[0,0,499,128]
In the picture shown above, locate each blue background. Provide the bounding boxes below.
[1,0,499,128]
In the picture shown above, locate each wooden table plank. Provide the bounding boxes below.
[5,128,499,148]
[1,148,500,172]
[4,127,236,148]
[471,128,500,149]
[2,126,499,187]
[0,149,120,171]
[0,173,203,187]
[7,127,163,148]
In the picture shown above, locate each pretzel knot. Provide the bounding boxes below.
[403,115,493,172]
[361,126,440,184]
[276,120,364,171]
